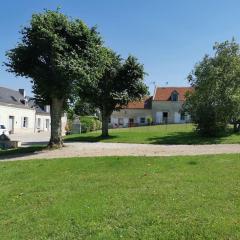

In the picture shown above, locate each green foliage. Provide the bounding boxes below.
[80,116,102,133]
[78,49,148,136]
[146,116,153,125]
[90,52,148,114]
[1,155,240,239]
[68,98,98,118]
[184,39,240,136]
[5,9,108,146]
[5,9,105,105]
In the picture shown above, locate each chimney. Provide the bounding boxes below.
[44,105,50,113]
[19,89,26,97]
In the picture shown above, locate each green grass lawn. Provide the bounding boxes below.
[65,124,240,144]
[0,145,45,159]
[1,154,240,239]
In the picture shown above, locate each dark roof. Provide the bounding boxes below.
[0,86,49,114]
[153,87,193,101]
[27,98,47,114]
[0,87,28,107]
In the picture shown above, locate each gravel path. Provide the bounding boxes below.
[1,142,240,162]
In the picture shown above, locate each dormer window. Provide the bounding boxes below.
[171,91,179,101]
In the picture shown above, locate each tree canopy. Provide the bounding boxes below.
[67,98,98,120]
[78,49,148,136]
[5,10,107,147]
[184,40,240,136]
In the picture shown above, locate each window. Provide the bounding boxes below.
[37,118,41,128]
[46,119,50,129]
[22,117,28,128]
[180,112,185,121]
[171,91,178,101]
[140,117,145,124]
[118,118,124,125]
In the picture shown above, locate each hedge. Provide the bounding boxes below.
[80,116,102,133]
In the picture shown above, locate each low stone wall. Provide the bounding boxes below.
[0,140,21,149]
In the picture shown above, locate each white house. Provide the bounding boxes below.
[0,86,67,134]
[110,86,193,127]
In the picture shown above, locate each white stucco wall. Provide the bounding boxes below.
[35,114,51,132]
[0,104,67,135]
[110,101,191,126]
[0,105,36,133]
[152,101,188,123]
[111,109,152,127]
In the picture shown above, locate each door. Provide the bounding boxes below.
[156,112,162,124]
[9,116,14,134]
[129,118,134,127]
[174,112,181,123]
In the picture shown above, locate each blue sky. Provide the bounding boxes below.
[1,0,240,95]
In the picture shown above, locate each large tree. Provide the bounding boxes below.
[184,40,240,136]
[67,98,98,120]
[78,50,148,137]
[5,10,106,147]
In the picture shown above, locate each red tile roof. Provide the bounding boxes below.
[153,87,193,101]
[124,96,152,109]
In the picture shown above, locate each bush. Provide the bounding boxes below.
[146,117,152,125]
[80,116,102,133]
[184,40,240,137]
[196,108,227,136]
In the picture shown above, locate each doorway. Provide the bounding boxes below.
[9,116,14,134]
[129,118,134,127]
[162,112,168,124]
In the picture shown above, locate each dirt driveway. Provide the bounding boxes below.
[1,142,240,162]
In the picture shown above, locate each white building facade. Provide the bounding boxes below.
[0,87,66,135]
[0,103,36,134]
[110,87,193,128]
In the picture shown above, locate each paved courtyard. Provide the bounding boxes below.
[11,132,50,146]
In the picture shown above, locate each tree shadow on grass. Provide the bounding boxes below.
[0,145,46,160]
[64,135,117,143]
[148,131,236,145]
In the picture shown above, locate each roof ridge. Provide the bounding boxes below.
[0,86,18,91]
[156,86,192,89]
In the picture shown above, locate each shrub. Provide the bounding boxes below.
[184,40,240,137]
[80,116,102,133]
[146,117,152,125]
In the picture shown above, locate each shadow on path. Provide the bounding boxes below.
[0,145,46,160]
[64,135,117,143]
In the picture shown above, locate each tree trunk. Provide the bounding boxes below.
[233,122,238,132]
[48,98,64,148]
[101,108,110,137]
